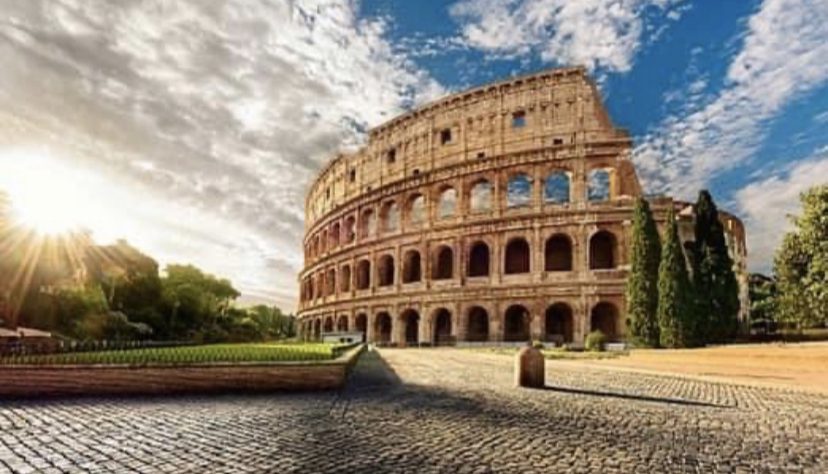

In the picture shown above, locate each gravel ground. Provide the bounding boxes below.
[0,347,826,473]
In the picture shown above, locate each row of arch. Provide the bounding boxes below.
[301,231,617,302]
[305,168,614,261]
[300,301,621,345]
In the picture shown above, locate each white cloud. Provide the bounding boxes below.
[449,0,686,73]
[0,0,443,310]
[734,149,828,273]
[634,0,828,198]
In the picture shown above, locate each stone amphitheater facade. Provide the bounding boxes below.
[297,67,747,347]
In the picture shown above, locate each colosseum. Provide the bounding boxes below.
[297,66,748,347]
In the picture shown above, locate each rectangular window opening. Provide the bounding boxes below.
[349,169,356,182]
[386,148,396,164]
[553,138,564,146]
[440,128,452,145]
[512,111,526,128]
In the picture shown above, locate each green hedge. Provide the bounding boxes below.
[0,343,347,366]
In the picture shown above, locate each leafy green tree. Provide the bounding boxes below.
[774,185,828,330]
[161,264,241,338]
[690,191,740,342]
[657,207,694,348]
[626,198,661,347]
[748,273,777,334]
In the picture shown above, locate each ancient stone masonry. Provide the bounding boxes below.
[297,67,748,347]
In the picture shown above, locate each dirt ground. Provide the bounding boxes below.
[569,342,828,394]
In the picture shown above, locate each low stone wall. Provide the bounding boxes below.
[0,344,365,398]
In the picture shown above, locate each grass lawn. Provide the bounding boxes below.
[467,346,624,360]
[0,342,350,366]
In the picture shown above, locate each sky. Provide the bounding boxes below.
[0,0,826,311]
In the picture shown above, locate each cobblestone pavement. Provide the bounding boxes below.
[1,348,826,473]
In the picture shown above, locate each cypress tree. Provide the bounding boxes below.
[626,198,661,347]
[657,207,693,348]
[691,191,740,343]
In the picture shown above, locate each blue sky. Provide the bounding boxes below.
[0,0,826,310]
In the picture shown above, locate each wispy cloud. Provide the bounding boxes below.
[734,147,828,273]
[634,0,828,198]
[449,0,687,74]
[0,0,442,309]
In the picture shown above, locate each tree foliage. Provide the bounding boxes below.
[690,191,740,342]
[774,185,828,329]
[748,273,777,333]
[626,198,661,347]
[657,207,695,348]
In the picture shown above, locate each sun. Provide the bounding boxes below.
[0,150,89,236]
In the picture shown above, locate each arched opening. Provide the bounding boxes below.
[315,273,324,299]
[356,259,371,290]
[313,319,321,339]
[326,268,336,296]
[544,171,570,203]
[381,201,400,233]
[545,303,573,344]
[323,317,334,333]
[374,312,392,343]
[544,234,572,271]
[589,231,616,269]
[588,169,611,202]
[377,254,395,287]
[504,238,530,274]
[468,241,490,277]
[504,305,530,342]
[469,179,492,213]
[437,187,457,218]
[590,302,619,341]
[506,173,532,208]
[402,250,422,283]
[336,315,348,332]
[407,193,426,226]
[433,246,454,280]
[321,230,328,253]
[401,310,420,345]
[433,308,453,345]
[331,222,341,248]
[344,215,356,243]
[340,264,351,292]
[360,209,376,239]
[355,313,368,342]
[466,306,490,342]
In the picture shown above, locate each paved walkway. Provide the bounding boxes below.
[0,348,826,473]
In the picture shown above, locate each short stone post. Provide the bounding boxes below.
[515,345,545,388]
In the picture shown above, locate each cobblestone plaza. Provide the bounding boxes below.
[1,349,825,473]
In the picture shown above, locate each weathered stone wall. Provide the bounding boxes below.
[297,67,748,347]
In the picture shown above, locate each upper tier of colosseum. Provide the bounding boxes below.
[304,66,640,233]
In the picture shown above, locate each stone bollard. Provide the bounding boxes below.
[515,345,545,388]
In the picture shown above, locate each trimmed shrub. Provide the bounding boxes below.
[585,331,606,352]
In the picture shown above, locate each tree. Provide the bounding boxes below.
[626,198,662,347]
[748,273,777,334]
[690,191,740,343]
[657,207,694,348]
[774,185,828,330]
[161,264,241,338]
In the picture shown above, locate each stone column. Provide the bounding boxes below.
[366,313,376,343]
[419,309,430,346]
[490,303,502,343]
[457,305,468,342]
[531,300,544,342]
